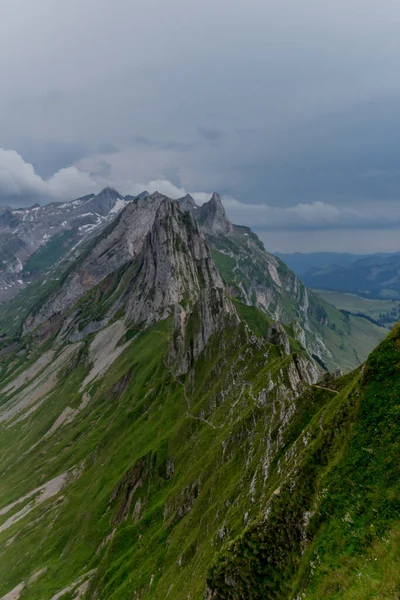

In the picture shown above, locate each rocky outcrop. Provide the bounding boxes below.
[120,200,236,372]
[23,192,168,333]
[266,322,291,355]
[177,193,198,212]
[196,193,233,236]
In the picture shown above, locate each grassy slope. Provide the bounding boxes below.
[207,325,400,599]
[0,303,398,599]
[308,294,388,372]
[210,232,386,372]
[313,288,400,328]
[0,303,319,600]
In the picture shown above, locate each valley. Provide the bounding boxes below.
[313,289,400,328]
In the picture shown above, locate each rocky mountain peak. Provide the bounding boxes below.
[133,190,150,202]
[97,186,123,199]
[177,193,198,212]
[85,187,125,216]
[123,199,236,371]
[197,192,233,236]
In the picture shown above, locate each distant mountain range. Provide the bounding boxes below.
[277,251,400,299]
[0,187,146,302]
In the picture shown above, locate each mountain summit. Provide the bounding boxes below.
[197,192,234,235]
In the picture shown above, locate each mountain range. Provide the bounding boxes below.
[0,190,387,372]
[277,251,400,299]
[0,190,397,599]
[0,187,140,303]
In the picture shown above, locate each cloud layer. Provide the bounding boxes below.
[0,149,96,201]
[2,1,400,249]
[3,148,400,242]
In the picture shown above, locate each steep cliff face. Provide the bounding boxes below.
[122,201,227,324]
[18,199,238,379]
[23,192,167,333]
[121,200,237,372]
[196,193,234,236]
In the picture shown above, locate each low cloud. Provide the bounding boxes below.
[0,148,96,203]
[197,127,224,143]
[222,196,400,230]
[1,151,399,234]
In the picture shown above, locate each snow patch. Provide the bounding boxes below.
[110,197,128,214]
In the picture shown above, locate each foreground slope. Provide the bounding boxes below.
[207,326,400,599]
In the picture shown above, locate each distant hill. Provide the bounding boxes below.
[275,251,393,276]
[277,251,400,299]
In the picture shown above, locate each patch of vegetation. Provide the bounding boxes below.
[207,326,400,599]
[23,229,81,277]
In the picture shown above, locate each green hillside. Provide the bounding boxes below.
[0,304,398,599]
[208,324,400,598]
[0,198,397,600]
[313,288,400,328]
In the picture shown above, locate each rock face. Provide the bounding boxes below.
[177,193,198,213]
[24,198,237,372]
[196,193,233,236]
[122,200,236,372]
[266,322,291,355]
[23,192,167,333]
[123,200,232,328]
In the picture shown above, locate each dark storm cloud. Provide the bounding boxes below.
[197,127,224,143]
[128,134,196,152]
[97,142,120,155]
[2,0,400,249]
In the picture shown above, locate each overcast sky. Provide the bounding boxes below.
[2,0,400,251]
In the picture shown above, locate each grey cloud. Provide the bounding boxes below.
[129,134,196,152]
[2,0,400,249]
[197,127,224,143]
[97,142,120,155]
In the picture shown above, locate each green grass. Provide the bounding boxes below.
[207,325,400,599]
[23,229,81,277]
[0,303,326,600]
[313,289,400,328]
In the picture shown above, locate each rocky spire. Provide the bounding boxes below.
[177,193,198,212]
[123,199,236,372]
[196,192,233,236]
